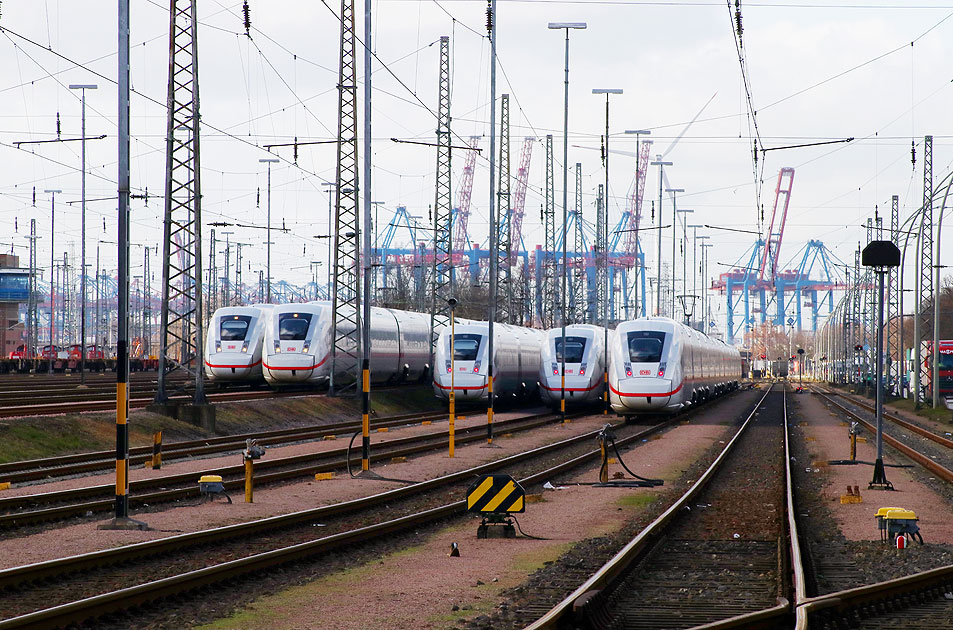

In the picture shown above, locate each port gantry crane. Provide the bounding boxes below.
[712,167,845,343]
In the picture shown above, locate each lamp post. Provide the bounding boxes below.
[259,158,279,303]
[650,159,672,315]
[548,21,587,422]
[624,129,651,317]
[862,239,901,490]
[593,88,622,415]
[675,208,694,321]
[665,188,685,318]
[69,84,98,384]
[43,189,62,375]
[700,241,712,333]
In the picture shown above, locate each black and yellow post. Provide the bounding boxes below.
[560,367,566,423]
[100,6,146,531]
[361,358,370,471]
[244,456,254,502]
[603,365,609,415]
[849,422,858,461]
[448,301,456,458]
[152,431,162,470]
[486,365,494,445]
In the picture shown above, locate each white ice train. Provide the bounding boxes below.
[261,302,433,387]
[609,317,741,415]
[433,321,544,403]
[538,324,610,407]
[204,304,274,382]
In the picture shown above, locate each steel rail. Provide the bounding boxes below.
[812,387,953,483]
[0,412,566,528]
[0,419,679,628]
[523,385,781,630]
[0,409,451,482]
[818,386,953,450]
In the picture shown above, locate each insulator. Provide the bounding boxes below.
[293,136,298,164]
[485,1,492,33]
[56,112,61,139]
[32,186,35,206]
[103,217,106,232]
[256,187,260,207]
[651,200,655,222]
[14,217,17,232]
[242,0,251,35]
[753,139,758,164]
[735,8,743,38]
[911,140,916,169]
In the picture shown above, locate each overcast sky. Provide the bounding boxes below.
[1,0,951,330]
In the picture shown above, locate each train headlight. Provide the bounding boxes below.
[445,360,452,374]
[215,341,221,353]
[473,361,480,373]
[658,362,666,378]
[274,340,281,354]
[241,343,248,353]
[302,339,311,354]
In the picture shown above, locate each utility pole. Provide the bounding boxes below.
[650,158,672,316]
[430,35,452,372]
[486,0,498,444]
[43,189,61,375]
[887,195,899,394]
[259,158,278,303]
[497,94,512,325]
[25,221,39,371]
[329,0,361,396]
[914,135,933,408]
[155,0,207,415]
[573,163,586,324]
[542,134,555,328]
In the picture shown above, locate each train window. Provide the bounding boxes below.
[627,331,665,363]
[939,353,953,370]
[452,334,482,361]
[555,336,586,363]
[278,313,313,340]
[220,315,252,341]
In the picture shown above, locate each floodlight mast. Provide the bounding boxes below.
[548,20,586,422]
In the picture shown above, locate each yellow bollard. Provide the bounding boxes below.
[152,431,162,470]
[245,458,254,503]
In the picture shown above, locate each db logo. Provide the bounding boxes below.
[639,369,651,375]
[288,347,297,352]
[227,345,236,350]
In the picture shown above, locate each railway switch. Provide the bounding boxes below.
[467,474,525,538]
[198,475,231,503]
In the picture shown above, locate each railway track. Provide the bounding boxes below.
[0,371,416,417]
[0,408,451,484]
[0,410,566,531]
[0,413,677,629]
[810,385,953,485]
[524,384,797,630]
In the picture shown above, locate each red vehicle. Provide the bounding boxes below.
[68,344,84,361]
[86,345,104,360]
[8,345,28,360]
[40,345,61,360]
[923,340,953,400]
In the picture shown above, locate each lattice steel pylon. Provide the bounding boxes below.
[329,0,361,395]
[572,162,587,324]
[496,94,512,324]
[430,35,452,366]
[27,219,38,364]
[887,195,899,390]
[156,0,205,404]
[914,135,933,405]
[540,134,555,328]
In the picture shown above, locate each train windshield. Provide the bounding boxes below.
[555,336,587,363]
[278,313,313,341]
[627,331,666,363]
[452,334,482,361]
[939,352,953,370]
[220,315,252,341]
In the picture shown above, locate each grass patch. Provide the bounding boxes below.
[615,491,658,509]
[887,397,953,423]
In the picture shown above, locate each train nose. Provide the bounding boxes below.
[263,354,317,382]
[613,377,676,410]
[433,373,488,400]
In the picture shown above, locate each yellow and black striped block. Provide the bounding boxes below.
[466,474,525,514]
